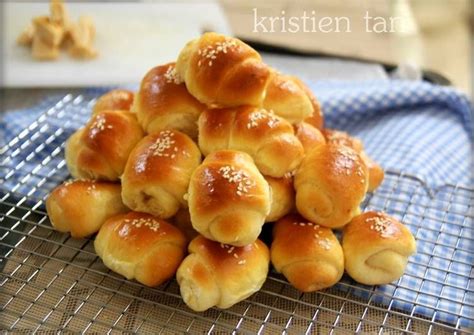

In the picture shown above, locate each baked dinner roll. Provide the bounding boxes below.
[176,235,269,311]
[324,129,384,192]
[294,144,368,228]
[342,211,416,285]
[265,175,295,222]
[198,106,304,178]
[92,89,135,115]
[294,122,326,154]
[271,214,344,292]
[188,150,271,246]
[121,130,201,219]
[262,72,313,124]
[134,63,206,139]
[94,212,187,287]
[65,110,144,181]
[46,180,127,238]
[176,32,271,108]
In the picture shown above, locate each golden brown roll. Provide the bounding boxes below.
[342,211,416,285]
[46,180,127,238]
[121,130,201,219]
[294,144,368,228]
[264,175,295,222]
[188,150,271,246]
[294,122,326,153]
[172,208,199,243]
[262,72,313,124]
[133,63,206,139]
[92,89,135,115]
[271,214,344,292]
[198,106,304,178]
[94,212,187,287]
[176,235,269,311]
[323,129,384,192]
[296,78,324,130]
[65,110,144,181]
[176,32,271,108]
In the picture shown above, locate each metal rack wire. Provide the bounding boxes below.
[1,94,473,334]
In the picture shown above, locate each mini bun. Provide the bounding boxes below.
[92,89,135,115]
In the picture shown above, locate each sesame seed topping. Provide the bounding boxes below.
[318,237,331,250]
[367,216,392,238]
[128,217,161,232]
[90,114,111,132]
[198,39,237,67]
[149,130,176,158]
[233,253,239,258]
[64,179,74,186]
[163,66,182,84]
[219,165,254,196]
[86,183,96,193]
[246,109,279,129]
[238,260,246,265]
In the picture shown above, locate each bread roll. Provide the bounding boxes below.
[94,212,187,287]
[134,63,206,139]
[172,208,199,243]
[176,235,269,311]
[294,144,368,228]
[176,32,271,108]
[342,211,416,285]
[265,175,295,222]
[92,89,135,115]
[188,150,271,246]
[121,130,201,219]
[271,214,344,292]
[46,180,127,238]
[324,129,384,191]
[262,72,313,124]
[198,106,304,178]
[294,122,326,153]
[65,110,144,181]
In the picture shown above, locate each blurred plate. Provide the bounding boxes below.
[3,2,231,87]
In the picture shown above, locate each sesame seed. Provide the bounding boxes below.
[163,66,182,84]
[246,109,279,129]
[233,253,239,258]
[219,165,254,196]
[367,216,392,238]
[128,217,161,231]
[238,260,246,265]
[198,39,237,67]
[90,114,110,132]
[149,130,176,158]
[318,237,331,250]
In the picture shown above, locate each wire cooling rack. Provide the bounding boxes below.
[1,94,473,334]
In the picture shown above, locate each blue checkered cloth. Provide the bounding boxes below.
[1,80,473,329]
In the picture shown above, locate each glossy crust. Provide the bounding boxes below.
[46,180,128,238]
[264,175,295,222]
[271,214,344,292]
[262,72,313,124]
[323,129,384,191]
[121,130,202,219]
[176,235,269,311]
[134,63,206,139]
[65,110,144,181]
[198,106,304,178]
[92,89,135,115]
[294,144,368,228]
[294,122,326,154]
[94,212,187,287]
[342,211,416,285]
[176,32,271,108]
[188,150,271,246]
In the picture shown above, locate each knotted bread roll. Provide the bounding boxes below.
[176,235,269,311]
[134,63,206,139]
[46,180,127,238]
[323,129,384,192]
[95,212,187,287]
[342,211,416,285]
[271,214,344,292]
[121,130,201,219]
[176,32,271,108]
[198,106,304,178]
[264,175,295,222]
[294,144,368,228]
[92,89,135,115]
[262,72,314,124]
[188,150,271,246]
[65,110,144,181]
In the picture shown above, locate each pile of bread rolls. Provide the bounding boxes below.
[46,32,416,312]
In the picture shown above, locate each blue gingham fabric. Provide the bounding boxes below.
[1,80,473,329]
